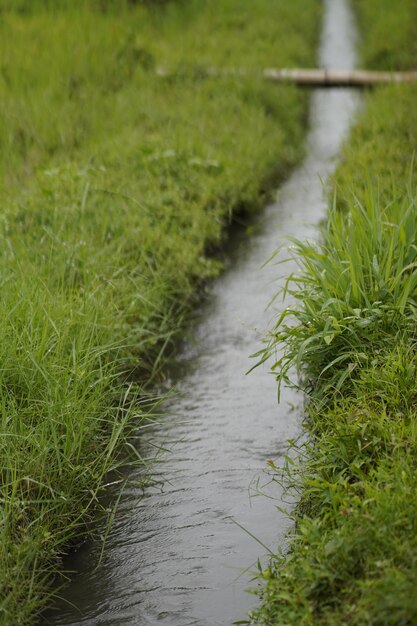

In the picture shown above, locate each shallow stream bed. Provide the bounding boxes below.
[48,1,360,624]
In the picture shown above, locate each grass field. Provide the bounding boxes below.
[0,1,322,623]
[252,1,417,624]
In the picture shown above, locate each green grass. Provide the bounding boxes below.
[333,85,417,211]
[259,187,417,397]
[251,1,417,624]
[0,1,322,624]
[353,0,417,70]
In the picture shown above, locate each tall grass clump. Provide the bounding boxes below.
[0,260,151,623]
[264,186,417,396]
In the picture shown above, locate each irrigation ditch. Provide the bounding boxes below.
[46,1,361,624]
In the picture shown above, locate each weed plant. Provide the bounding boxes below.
[261,187,417,397]
[0,0,322,624]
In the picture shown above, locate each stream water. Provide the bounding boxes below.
[48,1,360,624]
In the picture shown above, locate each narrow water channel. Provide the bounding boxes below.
[48,1,360,624]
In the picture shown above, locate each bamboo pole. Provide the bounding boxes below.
[156,66,417,87]
[262,68,417,87]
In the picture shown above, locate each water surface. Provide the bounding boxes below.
[49,1,360,624]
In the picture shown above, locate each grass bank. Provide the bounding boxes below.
[0,1,322,624]
[251,1,417,624]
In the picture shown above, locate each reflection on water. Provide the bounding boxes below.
[48,1,360,624]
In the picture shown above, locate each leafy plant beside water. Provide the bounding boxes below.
[262,185,417,397]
